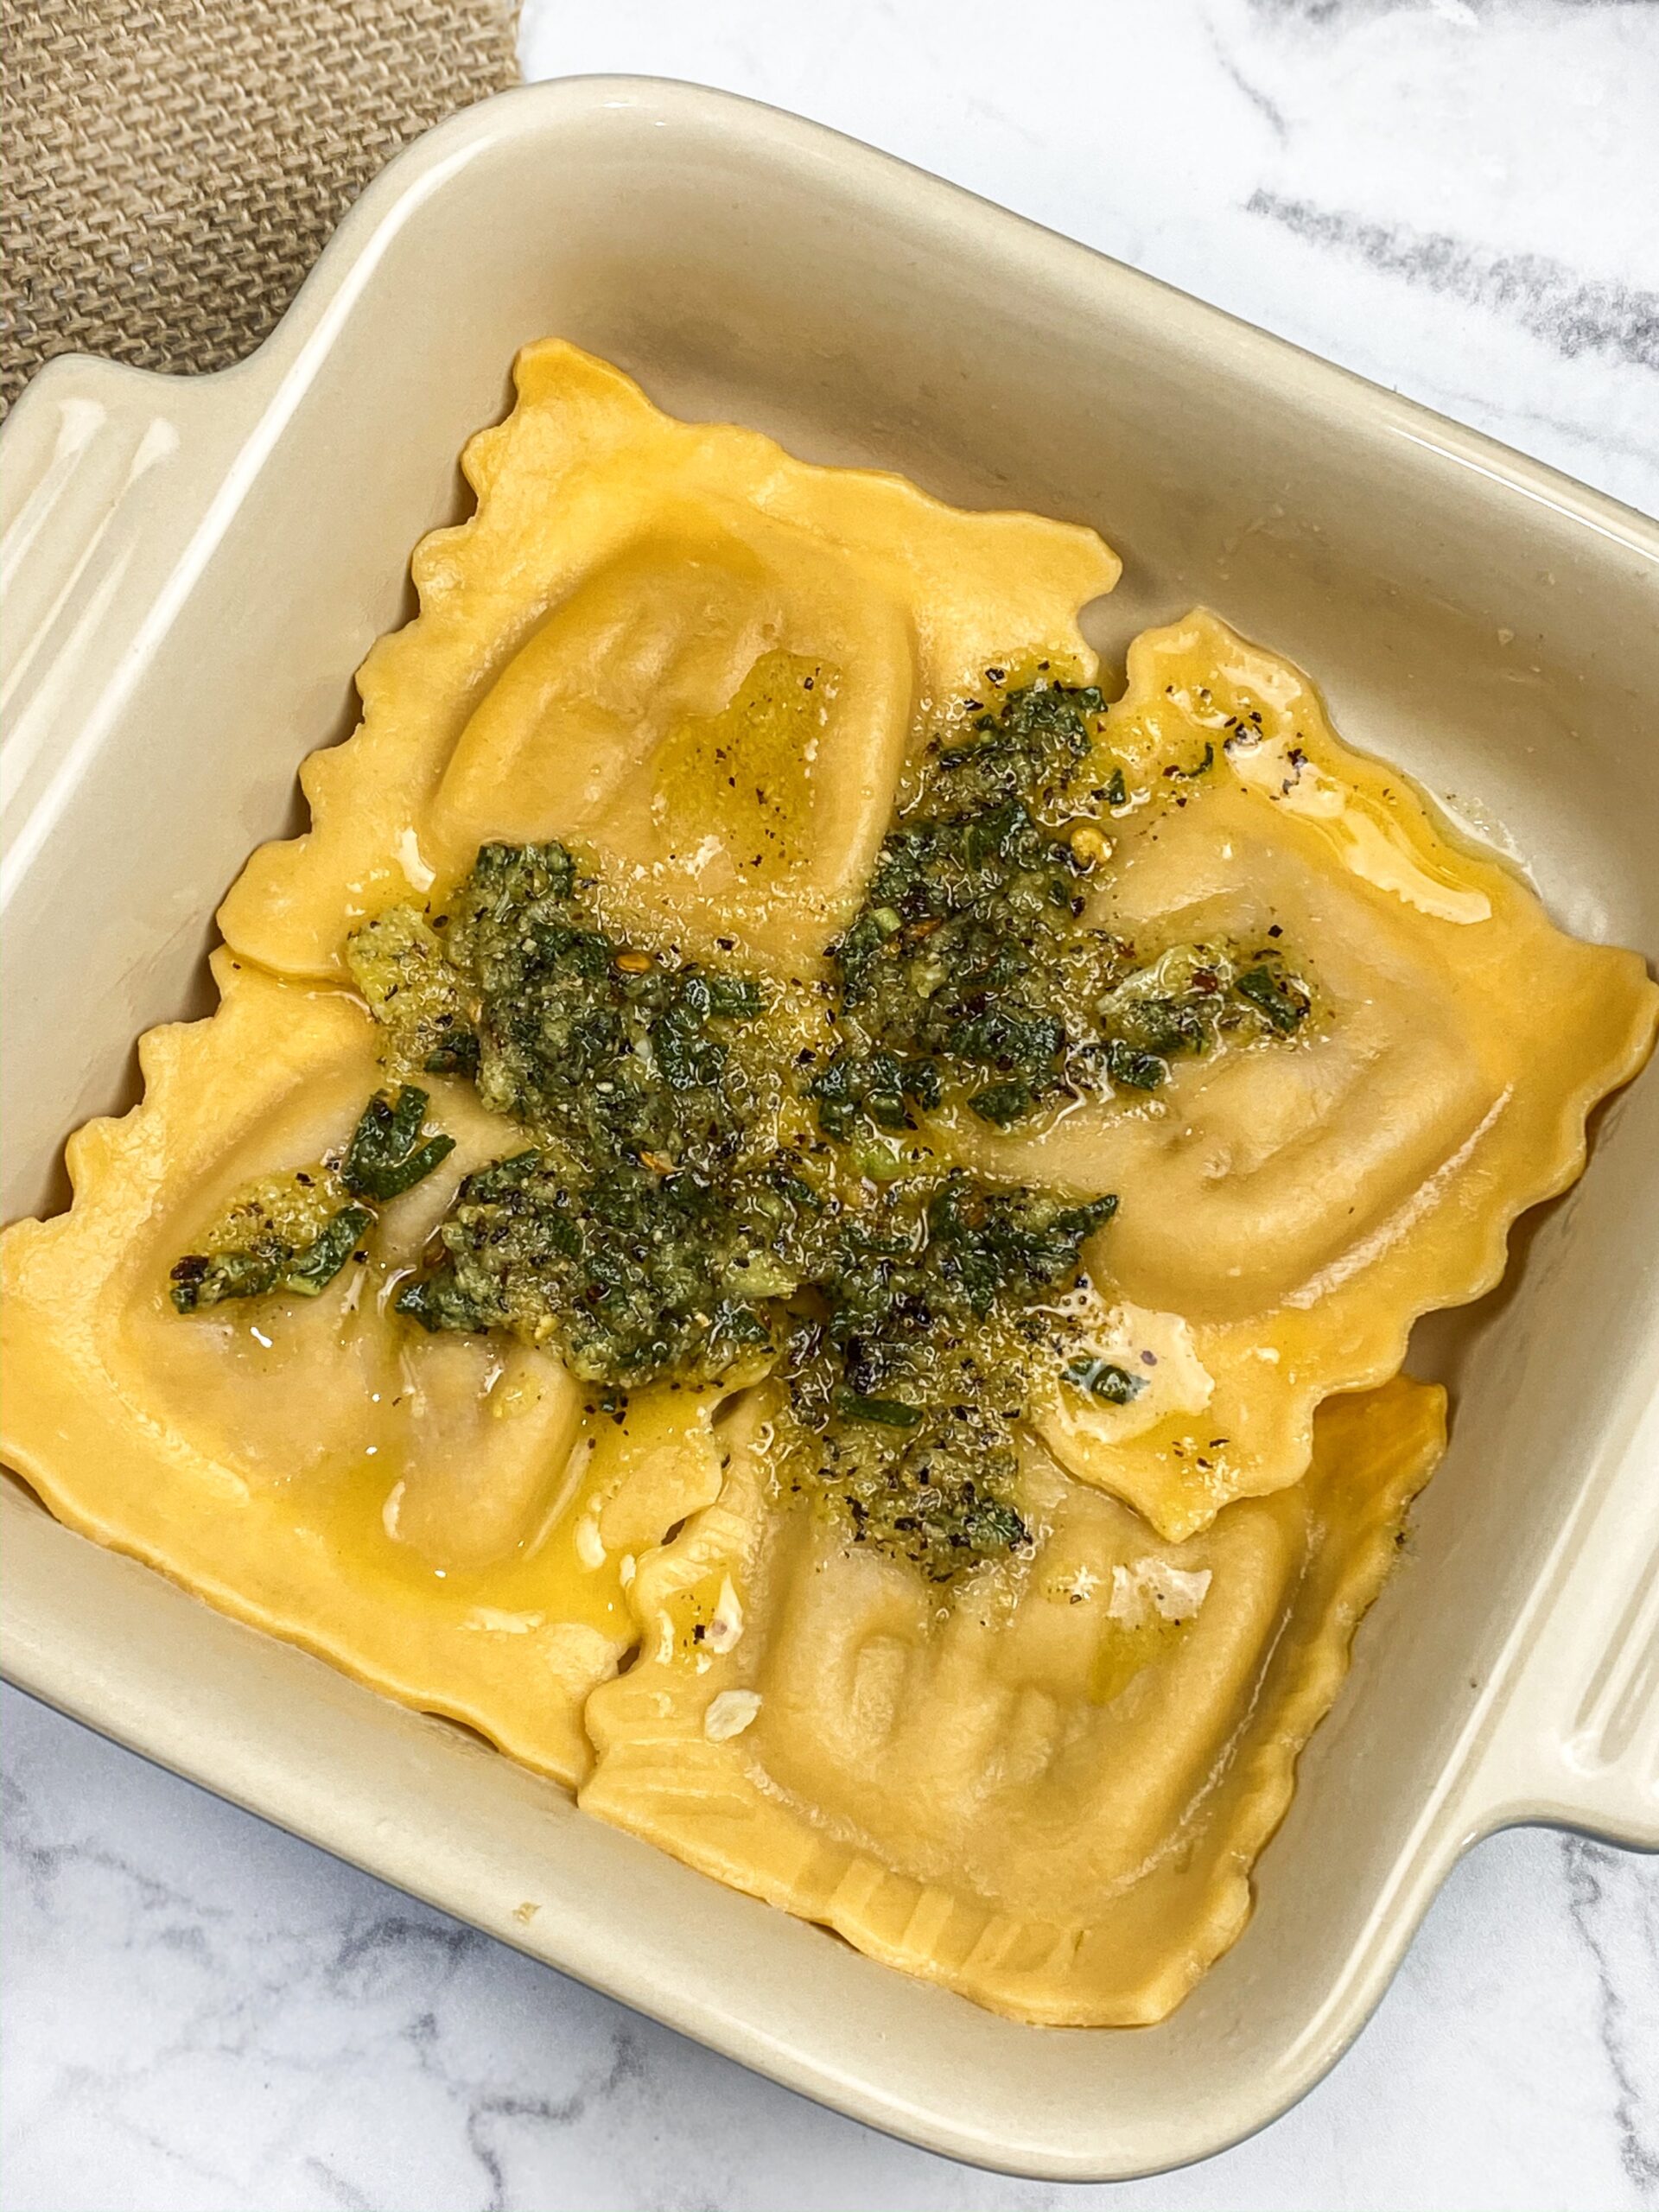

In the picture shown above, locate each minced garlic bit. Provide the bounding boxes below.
[573,1513,606,1570]
[703,1688,762,1742]
[1108,1556,1212,1627]
[702,1576,745,1655]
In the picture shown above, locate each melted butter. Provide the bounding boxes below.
[1033,1283,1214,1449]
[1105,626,1493,925]
[651,650,838,887]
[1089,1611,1189,1706]
[301,1420,632,1643]
[1227,735,1492,924]
[151,1245,723,1648]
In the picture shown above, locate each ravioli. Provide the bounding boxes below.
[581,1375,1445,2025]
[0,956,736,1785]
[3,343,1654,2031]
[219,340,1120,979]
[959,613,1658,1537]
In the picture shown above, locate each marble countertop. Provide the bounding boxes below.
[4,3,1657,2207]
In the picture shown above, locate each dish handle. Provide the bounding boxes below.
[0,353,261,811]
[1465,1391,1659,1851]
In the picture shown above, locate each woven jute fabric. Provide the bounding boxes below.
[1,0,520,411]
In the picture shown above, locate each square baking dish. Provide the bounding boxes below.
[3,77,1656,2183]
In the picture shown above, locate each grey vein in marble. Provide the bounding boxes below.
[1201,8,1292,138]
[1247,188,1659,369]
[1249,0,1656,23]
[1563,1837,1659,2196]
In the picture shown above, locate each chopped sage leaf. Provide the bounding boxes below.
[1103,1038,1167,1091]
[170,1202,376,1313]
[1062,1356,1147,1405]
[1234,963,1312,1034]
[341,1086,455,1201]
[170,1246,279,1313]
[169,1091,454,1314]
[834,1391,922,1429]
[283,1205,377,1297]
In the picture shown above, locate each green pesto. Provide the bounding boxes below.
[396,1150,817,1389]
[785,1351,1031,1586]
[181,677,1316,1588]
[816,681,1312,1134]
[382,887,1122,1573]
[816,682,1117,1133]
[439,841,763,1178]
[169,1088,448,1313]
[777,1174,1116,1581]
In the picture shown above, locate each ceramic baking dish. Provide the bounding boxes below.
[3,76,1656,2182]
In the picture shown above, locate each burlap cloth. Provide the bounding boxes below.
[1,0,521,412]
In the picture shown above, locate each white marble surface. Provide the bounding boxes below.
[5,3,1658,2207]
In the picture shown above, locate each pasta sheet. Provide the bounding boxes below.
[581,1376,1447,2024]
[976,613,1657,1535]
[218,340,1121,977]
[0,957,737,1785]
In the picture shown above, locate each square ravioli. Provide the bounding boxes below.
[0,957,741,1786]
[957,612,1657,1535]
[3,340,1653,2026]
[580,1376,1446,2025]
[218,339,1120,982]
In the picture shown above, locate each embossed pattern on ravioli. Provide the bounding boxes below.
[963,612,1658,1537]
[0,957,738,1787]
[581,1377,1446,2026]
[218,340,1121,978]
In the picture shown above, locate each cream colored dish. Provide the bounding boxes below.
[3,339,1651,2031]
[3,79,1656,2177]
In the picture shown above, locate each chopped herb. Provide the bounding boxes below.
[426,839,766,1179]
[341,1086,455,1200]
[423,1028,480,1077]
[170,1244,280,1312]
[1103,1038,1167,1092]
[1234,963,1313,1034]
[834,1391,922,1428]
[1062,1356,1147,1404]
[1165,741,1215,779]
[170,1199,378,1313]
[1094,942,1312,1091]
[308,671,1319,1589]
[169,1092,453,1313]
